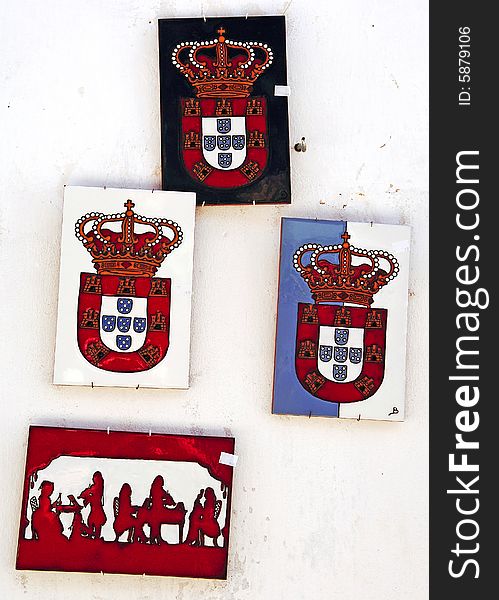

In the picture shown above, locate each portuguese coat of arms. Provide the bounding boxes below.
[53,186,195,388]
[293,231,397,403]
[273,218,410,421]
[159,16,291,204]
[74,200,181,373]
[172,25,271,189]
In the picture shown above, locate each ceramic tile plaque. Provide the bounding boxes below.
[159,15,291,205]
[273,218,411,421]
[53,186,195,388]
[17,426,235,579]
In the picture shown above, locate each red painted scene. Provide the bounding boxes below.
[17,427,235,579]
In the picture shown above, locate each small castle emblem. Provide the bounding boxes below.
[117,277,136,296]
[304,371,326,394]
[151,280,169,296]
[149,311,168,332]
[366,344,384,362]
[80,308,99,329]
[184,131,201,149]
[183,98,201,116]
[216,99,233,116]
[86,341,110,365]
[355,376,376,397]
[138,345,162,367]
[366,310,383,328]
[248,131,265,148]
[246,99,263,115]
[241,161,260,181]
[297,340,317,359]
[334,307,352,327]
[193,162,213,182]
[83,275,102,294]
[301,305,319,324]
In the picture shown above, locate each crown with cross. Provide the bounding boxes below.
[75,200,183,277]
[293,231,400,306]
[171,26,274,98]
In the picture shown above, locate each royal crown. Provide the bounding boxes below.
[75,200,183,277]
[293,232,399,306]
[172,26,273,98]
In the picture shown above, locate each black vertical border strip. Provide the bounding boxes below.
[430,2,493,597]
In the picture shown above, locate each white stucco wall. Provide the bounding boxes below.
[0,0,428,598]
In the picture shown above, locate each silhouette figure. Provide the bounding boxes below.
[113,483,139,543]
[148,475,174,545]
[185,487,222,547]
[31,485,84,542]
[31,481,64,541]
[79,471,107,539]
[134,475,187,545]
[185,489,204,546]
[201,487,222,547]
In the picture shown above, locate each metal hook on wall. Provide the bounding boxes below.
[294,137,307,152]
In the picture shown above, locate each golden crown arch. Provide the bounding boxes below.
[171,26,274,98]
[293,232,399,307]
[75,200,183,277]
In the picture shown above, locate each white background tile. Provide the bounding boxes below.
[53,186,195,388]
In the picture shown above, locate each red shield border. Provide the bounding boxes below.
[295,303,387,403]
[77,273,171,373]
[181,96,268,189]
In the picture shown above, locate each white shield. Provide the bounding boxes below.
[100,296,148,353]
[317,326,364,383]
[202,116,247,170]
